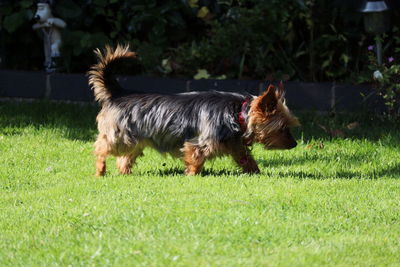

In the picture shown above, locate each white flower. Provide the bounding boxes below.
[373,70,383,80]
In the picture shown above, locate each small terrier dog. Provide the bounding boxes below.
[89,45,299,176]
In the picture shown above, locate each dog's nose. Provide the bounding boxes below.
[34,15,41,21]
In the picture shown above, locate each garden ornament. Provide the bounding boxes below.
[32,0,66,72]
[359,0,391,65]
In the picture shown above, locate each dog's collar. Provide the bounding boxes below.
[238,99,250,133]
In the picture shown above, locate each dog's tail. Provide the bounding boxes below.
[88,44,137,104]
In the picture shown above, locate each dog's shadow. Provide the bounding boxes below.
[139,167,241,177]
[140,160,400,179]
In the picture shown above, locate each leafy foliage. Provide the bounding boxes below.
[169,0,364,81]
[0,0,397,84]
[357,31,400,118]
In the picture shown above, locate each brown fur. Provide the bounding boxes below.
[182,142,206,175]
[88,45,137,104]
[246,84,300,149]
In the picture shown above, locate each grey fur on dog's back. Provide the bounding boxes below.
[88,45,252,154]
[105,91,248,153]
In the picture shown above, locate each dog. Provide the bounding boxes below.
[88,45,299,176]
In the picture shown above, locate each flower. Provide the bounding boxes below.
[373,70,383,80]
[388,57,394,63]
[368,45,374,51]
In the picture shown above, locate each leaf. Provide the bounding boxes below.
[93,0,107,6]
[188,0,199,8]
[25,10,34,20]
[20,0,32,8]
[295,51,306,58]
[321,59,331,69]
[0,5,13,16]
[194,69,210,80]
[80,35,92,48]
[329,23,337,33]
[167,12,186,27]
[318,124,328,133]
[110,31,118,38]
[346,122,360,130]
[161,58,172,73]
[197,6,209,18]
[91,32,109,47]
[295,0,307,9]
[57,1,82,19]
[3,12,25,33]
[341,54,350,65]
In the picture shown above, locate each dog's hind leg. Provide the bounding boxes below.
[116,155,133,175]
[116,144,144,175]
[182,142,205,175]
[96,154,107,176]
[94,134,109,176]
[116,150,143,175]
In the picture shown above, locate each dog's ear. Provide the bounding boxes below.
[257,84,277,113]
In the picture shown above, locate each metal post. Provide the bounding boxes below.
[376,36,382,65]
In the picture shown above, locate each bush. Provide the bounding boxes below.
[169,0,364,81]
[358,30,400,118]
[0,0,397,87]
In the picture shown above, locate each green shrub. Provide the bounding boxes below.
[169,0,365,81]
[0,0,397,87]
[357,30,400,118]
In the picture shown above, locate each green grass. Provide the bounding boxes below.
[0,101,399,266]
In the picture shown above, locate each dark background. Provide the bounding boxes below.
[0,0,399,83]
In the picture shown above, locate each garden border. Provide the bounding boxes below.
[0,70,383,111]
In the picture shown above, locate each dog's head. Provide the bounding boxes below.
[246,82,299,149]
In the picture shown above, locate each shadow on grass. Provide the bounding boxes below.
[141,163,400,179]
[140,167,239,176]
[261,162,400,179]
[0,101,99,141]
[295,111,400,145]
[258,150,376,168]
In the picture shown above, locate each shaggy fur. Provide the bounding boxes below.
[88,45,299,176]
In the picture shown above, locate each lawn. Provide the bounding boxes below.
[0,101,399,266]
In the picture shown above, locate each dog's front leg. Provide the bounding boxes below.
[182,142,205,175]
[231,147,260,174]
